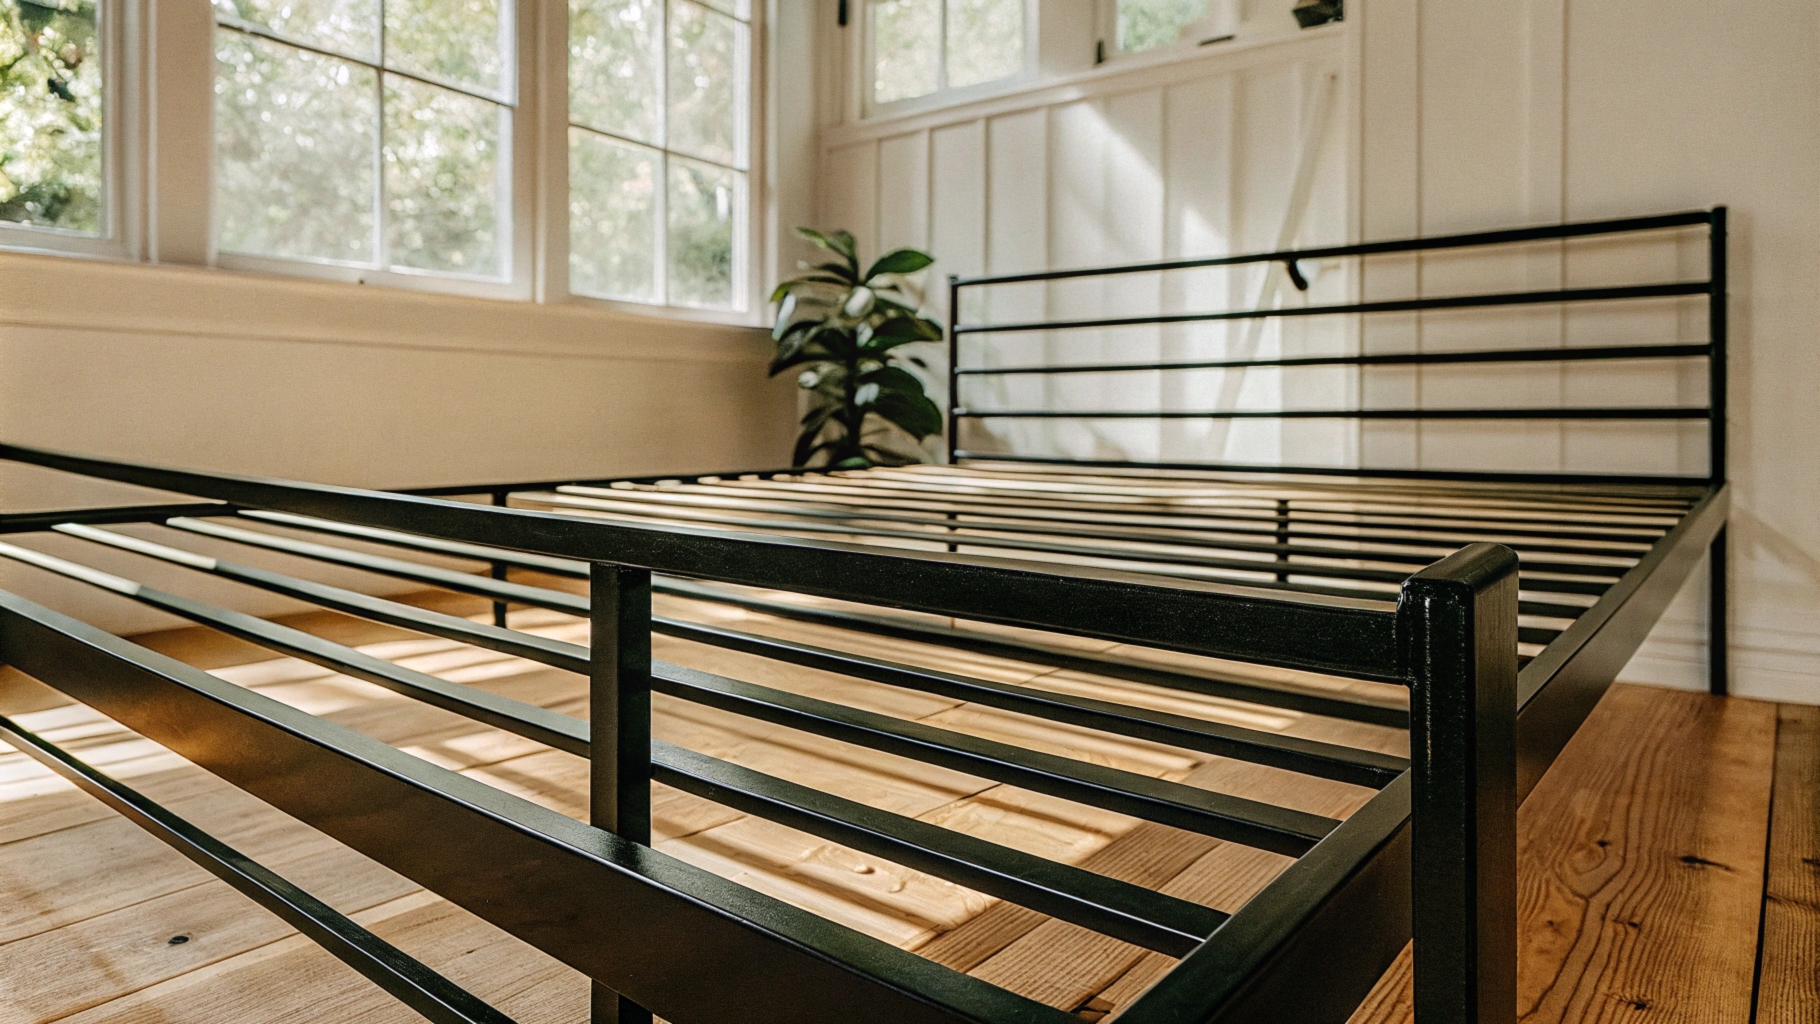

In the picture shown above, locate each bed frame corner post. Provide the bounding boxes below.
[946,273,962,465]
[590,561,654,1024]
[1708,205,1729,697]
[1399,543,1520,1024]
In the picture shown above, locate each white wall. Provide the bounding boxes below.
[0,253,794,633]
[1357,0,1820,702]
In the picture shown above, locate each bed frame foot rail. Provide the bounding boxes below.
[1400,544,1520,1024]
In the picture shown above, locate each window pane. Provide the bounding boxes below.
[667,157,737,309]
[383,76,504,275]
[667,0,741,166]
[216,31,376,262]
[213,0,379,62]
[569,129,658,302]
[945,0,1021,90]
[695,0,748,19]
[0,0,103,233]
[1118,0,1207,53]
[569,0,660,143]
[384,0,505,94]
[871,0,937,104]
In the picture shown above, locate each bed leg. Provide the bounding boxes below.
[1400,544,1519,1024]
[590,563,654,1024]
[1709,527,1728,696]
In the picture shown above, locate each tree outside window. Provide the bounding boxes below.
[870,0,1023,108]
[0,0,103,234]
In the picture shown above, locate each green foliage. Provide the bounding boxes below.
[772,227,945,469]
[0,0,103,233]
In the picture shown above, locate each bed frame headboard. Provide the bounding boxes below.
[944,208,1727,488]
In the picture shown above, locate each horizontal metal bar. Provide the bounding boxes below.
[0,444,1404,679]
[0,502,236,534]
[658,616,1407,787]
[953,282,1710,335]
[950,209,1712,287]
[0,536,591,757]
[956,407,1709,421]
[242,510,589,574]
[954,343,1713,377]
[164,516,594,613]
[0,715,521,1024]
[657,578,1412,725]
[653,662,1341,856]
[651,741,1226,956]
[0,592,1073,1024]
[953,451,1713,491]
[543,489,1637,578]
[54,523,593,671]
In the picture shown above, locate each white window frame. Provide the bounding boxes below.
[207,1,539,302]
[858,0,1036,120]
[0,0,767,324]
[0,0,140,260]
[557,0,764,325]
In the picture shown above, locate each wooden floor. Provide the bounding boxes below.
[0,588,1812,1024]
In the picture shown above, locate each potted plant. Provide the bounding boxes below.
[770,227,945,468]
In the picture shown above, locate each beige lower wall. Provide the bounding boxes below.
[0,253,795,633]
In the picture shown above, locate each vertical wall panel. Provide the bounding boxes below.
[876,132,931,253]
[821,143,880,262]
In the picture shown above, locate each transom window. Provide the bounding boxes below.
[0,0,104,235]
[1111,0,1213,54]
[868,0,1024,108]
[568,0,750,311]
[212,0,515,278]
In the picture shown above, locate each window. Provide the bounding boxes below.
[1111,0,1211,55]
[869,0,1023,108]
[3,1,764,319]
[212,0,515,279]
[568,0,750,311]
[0,0,104,236]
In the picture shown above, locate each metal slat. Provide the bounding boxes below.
[531,489,1639,578]
[651,742,1228,956]
[955,342,1712,377]
[654,662,1342,857]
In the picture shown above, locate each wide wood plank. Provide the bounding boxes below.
[1345,685,1776,1024]
[1758,703,1819,1023]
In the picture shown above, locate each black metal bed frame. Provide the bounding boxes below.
[0,209,1726,1024]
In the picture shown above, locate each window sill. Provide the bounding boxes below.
[0,251,771,365]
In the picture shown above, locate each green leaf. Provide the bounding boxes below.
[832,455,873,470]
[811,261,860,283]
[864,248,935,281]
[857,364,928,396]
[830,230,858,261]
[771,293,798,339]
[795,226,856,260]
[769,275,849,303]
[869,389,944,440]
[842,286,876,318]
